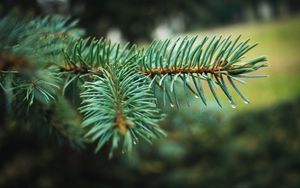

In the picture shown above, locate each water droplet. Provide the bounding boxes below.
[244,100,249,104]
[133,141,137,145]
[122,150,126,154]
[231,102,237,109]
[194,95,199,98]
[170,103,174,108]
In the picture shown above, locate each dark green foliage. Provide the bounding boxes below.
[0,16,86,148]
[0,15,267,156]
[2,0,300,41]
[1,97,299,187]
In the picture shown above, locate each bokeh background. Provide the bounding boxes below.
[1,0,300,187]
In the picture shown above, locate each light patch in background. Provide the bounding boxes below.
[106,28,123,44]
[152,14,185,40]
[258,1,273,22]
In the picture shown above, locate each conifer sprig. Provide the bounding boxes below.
[0,16,268,156]
[140,36,268,108]
[79,63,165,157]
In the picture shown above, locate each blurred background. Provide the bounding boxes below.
[0,0,300,187]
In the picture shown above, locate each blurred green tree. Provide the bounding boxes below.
[1,0,300,41]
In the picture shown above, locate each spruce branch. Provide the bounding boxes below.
[139,36,268,108]
[79,63,165,157]
[0,15,268,156]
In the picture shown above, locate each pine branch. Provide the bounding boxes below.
[139,36,268,107]
[0,15,268,157]
[59,36,267,108]
[79,63,165,157]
